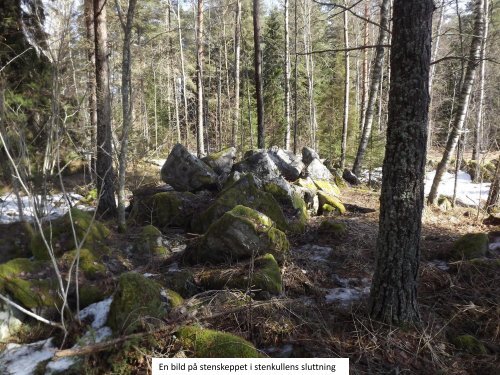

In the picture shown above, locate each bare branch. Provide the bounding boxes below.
[296,44,390,56]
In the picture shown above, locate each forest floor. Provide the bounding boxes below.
[0,157,499,374]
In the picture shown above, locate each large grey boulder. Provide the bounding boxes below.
[201,147,237,175]
[268,146,304,181]
[302,147,319,165]
[305,158,334,181]
[161,144,218,192]
[232,150,281,183]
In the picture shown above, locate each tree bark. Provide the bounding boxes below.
[370,0,433,325]
[117,0,137,231]
[94,0,116,217]
[486,157,500,213]
[340,0,350,171]
[233,0,241,148]
[253,0,265,149]
[284,0,291,150]
[196,0,205,156]
[427,0,486,205]
[175,0,190,146]
[352,0,391,177]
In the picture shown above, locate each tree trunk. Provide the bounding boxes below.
[352,0,391,177]
[253,0,265,149]
[340,0,350,171]
[196,0,205,156]
[94,0,116,217]
[358,1,369,134]
[233,0,241,148]
[370,0,433,325]
[284,0,291,151]
[117,0,137,231]
[175,0,189,147]
[486,157,500,213]
[293,0,299,154]
[427,0,486,205]
[84,0,97,179]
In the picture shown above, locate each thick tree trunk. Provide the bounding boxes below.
[340,0,350,171]
[486,157,500,213]
[427,0,486,205]
[94,0,116,217]
[284,0,291,150]
[370,0,433,325]
[253,0,265,149]
[352,0,391,177]
[84,0,97,178]
[233,0,241,148]
[196,0,205,156]
[117,0,137,231]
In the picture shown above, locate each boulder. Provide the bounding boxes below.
[191,174,288,233]
[268,146,304,181]
[302,146,319,165]
[232,150,281,184]
[343,169,360,185]
[313,179,341,197]
[184,205,289,265]
[164,269,198,298]
[318,219,347,236]
[196,253,282,297]
[160,143,218,192]
[59,248,107,280]
[201,147,237,175]
[305,158,334,181]
[176,325,261,357]
[317,191,346,215]
[107,272,167,334]
[291,184,319,215]
[0,301,23,341]
[132,225,171,259]
[30,208,110,260]
[450,233,488,260]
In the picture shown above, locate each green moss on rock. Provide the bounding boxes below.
[451,233,488,260]
[165,289,184,308]
[164,270,198,298]
[176,325,261,357]
[191,174,288,233]
[313,179,341,197]
[107,272,166,334]
[319,219,347,235]
[294,177,317,192]
[317,192,346,215]
[30,208,109,260]
[59,248,106,280]
[79,284,109,308]
[184,206,289,265]
[451,334,487,355]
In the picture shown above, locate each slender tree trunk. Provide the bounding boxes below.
[253,0,265,149]
[486,157,500,213]
[293,0,299,154]
[428,0,486,204]
[352,0,391,177]
[303,0,318,150]
[427,0,445,150]
[196,0,205,156]
[233,0,241,148]
[176,0,190,147]
[370,0,433,325]
[340,0,350,171]
[94,0,116,217]
[359,1,369,133]
[117,0,137,230]
[284,0,291,150]
[472,0,489,179]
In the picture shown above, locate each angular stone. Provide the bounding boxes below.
[268,146,304,181]
[305,159,334,181]
[302,146,319,165]
[161,143,218,192]
[317,191,346,215]
[232,150,281,184]
[202,147,237,175]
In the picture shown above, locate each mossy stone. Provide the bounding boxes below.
[165,289,184,308]
[451,334,487,355]
[107,272,166,334]
[437,196,452,210]
[176,325,261,357]
[288,192,308,233]
[30,208,109,260]
[59,248,106,280]
[184,206,289,265]
[450,233,488,260]
[164,270,198,298]
[319,219,347,235]
[191,174,288,233]
[79,284,109,308]
[294,177,317,192]
[313,179,341,197]
[196,253,282,296]
[134,225,165,257]
[317,191,346,215]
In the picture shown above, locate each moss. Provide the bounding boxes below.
[185,206,289,265]
[196,254,282,296]
[451,335,487,355]
[164,270,198,298]
[294,178,317,192]
[165,289,184,308]
[79,284,108,308]
[176,325,261,357]
[288,192,308,233]
[263,181,291,204]
[319,219,347,235]
[317,191,346,215]
[30,208,110,260]
[191,174,288,233]
[313,179,341,197]
[59,248,106,280]
[134,225,163,256]
[107,272,166,334]
[450,233,488,260]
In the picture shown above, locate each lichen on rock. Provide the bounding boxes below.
[317,191,346,215]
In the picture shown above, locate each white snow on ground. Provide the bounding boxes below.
[325,286,371,305]
[0,193,90,224]
[0,298,114,375]
[424,170,490,207]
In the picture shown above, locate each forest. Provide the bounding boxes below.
[0,0,499,373]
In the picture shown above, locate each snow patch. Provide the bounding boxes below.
[0,338,56,375]
[78,297,113,329]
[325,286,370,305]
[428,260,450,271]
[297,244,334,262]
